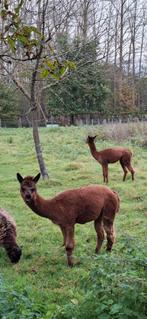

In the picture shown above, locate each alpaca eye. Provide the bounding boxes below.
[21,187,25,192]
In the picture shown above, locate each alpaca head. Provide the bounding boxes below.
[7,244,22,263]
[86,135,97,144]
[17,173,41,204]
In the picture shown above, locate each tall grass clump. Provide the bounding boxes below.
[53,239,147,319]
[7,136,13,144]
[0,277,47,319]
[92,122,147,145]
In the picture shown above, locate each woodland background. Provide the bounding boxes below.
[0,2,147,318]
[0,0,147,127]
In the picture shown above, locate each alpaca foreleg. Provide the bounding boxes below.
[102,165,108,183]
[105,165,109,183]
[65,226,75,267]
[102,165,106,183]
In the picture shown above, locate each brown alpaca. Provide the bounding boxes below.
[0,208,22,263]
[17,172,120,267]
[86,135,135,183]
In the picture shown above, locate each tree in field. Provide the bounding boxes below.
[0,0,73,179]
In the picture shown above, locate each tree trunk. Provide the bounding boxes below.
[112,11,119,110]
[30,0,49,180]
[138,11,145,110]
[119,0,125,86]
[131,0,137,109]
[105,2,112,64]
[31,66,49,179]
[32,108,49,179]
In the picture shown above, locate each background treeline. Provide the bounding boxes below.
[0,0,147,126]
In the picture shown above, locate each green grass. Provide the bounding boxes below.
[0,125,147,318]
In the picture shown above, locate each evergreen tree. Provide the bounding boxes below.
[46,36,109,117]
[0,82,19,124]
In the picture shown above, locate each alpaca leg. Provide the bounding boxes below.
[105,165,109,183]
[103,219,115,252]
[120,160,128,181]
[126,164,135,181]
[102,165,108,183]
[65,226,75,267]
[60,226,66,246]
[102,165,106,183]
[94,218,105,254]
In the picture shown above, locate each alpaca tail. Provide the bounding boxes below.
[113,191,120,213]
[130,149,134,157]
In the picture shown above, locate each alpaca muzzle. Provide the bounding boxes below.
[7,245,22,263]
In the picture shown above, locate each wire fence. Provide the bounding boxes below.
[0,111,147,128]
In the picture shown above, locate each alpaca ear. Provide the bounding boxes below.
[93,135,97,139]
[17,173,24,184]
[33,173,41,183]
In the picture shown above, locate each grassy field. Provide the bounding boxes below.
[0,124,147,318]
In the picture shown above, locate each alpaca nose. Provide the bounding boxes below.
[26,193,31,200]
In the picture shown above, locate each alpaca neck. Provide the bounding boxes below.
[27,193,55,220]
[88,142,99,159]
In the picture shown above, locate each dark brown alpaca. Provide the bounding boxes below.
[17,172,120,267]
[0,208,22,263]
[86,135,135,183]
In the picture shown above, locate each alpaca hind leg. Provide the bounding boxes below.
[120,159,128,181]
[65,226,75,267]
[94,217,105,254]
[126,163,135,181]
[103,218,115,252]
[60,226,66,246]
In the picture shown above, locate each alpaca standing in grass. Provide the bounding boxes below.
[17,172,120,267]
[86,135,135,183]
[0,208,22,263]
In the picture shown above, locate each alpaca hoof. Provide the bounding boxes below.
[106,248,112,252]
[67,258,74,267]
[95,248,100,254]
[68,262,73,267]
[74,259,81,266]
[68,259,81,267]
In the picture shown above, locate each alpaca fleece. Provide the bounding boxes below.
[0,208,21,263]
[17,172,120,266]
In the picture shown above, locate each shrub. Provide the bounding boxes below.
[53,239,147,319]
[0,277,46,319]
[7,136,13,144]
